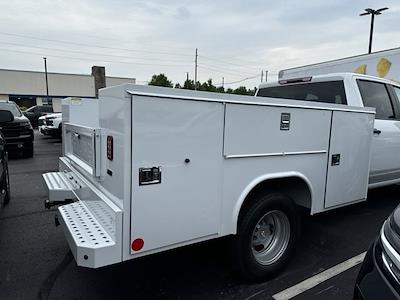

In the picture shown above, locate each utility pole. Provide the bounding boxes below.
[265,70,268,83]
[194,48,198,90]
[222,77,225,89]
[360,7,388,54]
[261,70,264,83]
[186,72,189,82]
[43,57,49,103]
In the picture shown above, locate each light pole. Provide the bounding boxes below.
[360,7,388,54]
[43,57,49,103]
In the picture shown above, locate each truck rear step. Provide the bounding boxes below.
[42,171,81,201]
[59,201,120,268]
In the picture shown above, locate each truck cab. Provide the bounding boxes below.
[257,73,400,189]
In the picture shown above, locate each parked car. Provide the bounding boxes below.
[0,111,11,206]
[41,113,62,137]
[0,101,34,157]
[23,105,53,128]
[354,204,400,299]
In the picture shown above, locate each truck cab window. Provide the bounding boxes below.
[357,80,395,120]
[257,81,347,105]
[393,86,400,103]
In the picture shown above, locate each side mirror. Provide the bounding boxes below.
[0,110,14,123]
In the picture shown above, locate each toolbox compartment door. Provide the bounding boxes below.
[324,110,374,208]
[64,123,101,177]
[130,97,224,254]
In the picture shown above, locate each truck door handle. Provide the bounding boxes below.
[373,128,381,135]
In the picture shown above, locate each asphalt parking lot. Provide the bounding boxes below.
[1,131,399,300]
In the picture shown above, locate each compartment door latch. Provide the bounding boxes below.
[331,154,341,166]
[139,167,162,185]
[280,113,291,130]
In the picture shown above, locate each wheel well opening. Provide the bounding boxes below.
[238,177,312,223]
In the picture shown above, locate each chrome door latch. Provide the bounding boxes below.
[280,113,291,130]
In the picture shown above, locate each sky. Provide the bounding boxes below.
[0,0,399,88]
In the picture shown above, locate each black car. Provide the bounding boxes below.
[0,111,11,206]
[23,105,53,128]
[0,101,34,157]
[354,205,400,299]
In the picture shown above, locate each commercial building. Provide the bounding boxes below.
[0,66,135,111]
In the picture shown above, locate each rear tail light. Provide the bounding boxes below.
[107,136,113,161]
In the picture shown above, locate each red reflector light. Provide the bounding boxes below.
[131,238,144,251]
[107,136,113,161]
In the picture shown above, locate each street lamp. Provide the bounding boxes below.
[43,57,49,103]
[360,7,388,54]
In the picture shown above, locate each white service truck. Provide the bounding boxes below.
[43,73,398,281]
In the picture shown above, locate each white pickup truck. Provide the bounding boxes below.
[39,113,62,137]
[258,73,400,189]
[42,73,397,282]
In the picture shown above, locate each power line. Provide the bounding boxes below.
[73,33,194,51]
[198,65,250,78]
[0,41,191,63]
[215,74,260,86]
[0,48,192,67]
[199,54,261,71]
[0,31,193,57]
[199,63,258,77]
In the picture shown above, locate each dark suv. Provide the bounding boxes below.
[0,114,10,206]
[0,101,34,157]
[23,105,53,127]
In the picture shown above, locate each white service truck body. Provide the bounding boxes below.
[279,47,400,83]
[43,80,376,280]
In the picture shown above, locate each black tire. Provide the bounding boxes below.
[2,164,10,205]
[58,123,62,139]
[24,142,34,158]
[233,192,300,282]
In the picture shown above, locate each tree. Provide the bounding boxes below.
[199,79,217,92]
[233,86,249,95]
[149,73,173,87]
[183,79,195,90]
[216,86,225,93]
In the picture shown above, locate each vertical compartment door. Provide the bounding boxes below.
[324,111,374,208]
[131,97,224,254]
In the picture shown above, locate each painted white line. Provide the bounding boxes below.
[272,252,366,300]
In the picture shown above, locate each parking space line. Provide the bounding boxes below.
[272,252,366,300]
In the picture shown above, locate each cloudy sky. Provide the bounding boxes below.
[0,0,399,88]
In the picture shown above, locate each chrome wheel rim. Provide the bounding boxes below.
[251,210,290,265]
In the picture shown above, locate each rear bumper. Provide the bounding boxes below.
[43,158,123,268]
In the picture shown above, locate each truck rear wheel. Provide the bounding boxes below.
[234,192,300,282]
